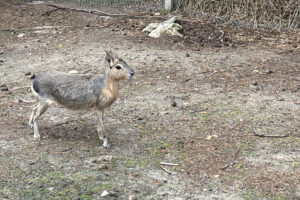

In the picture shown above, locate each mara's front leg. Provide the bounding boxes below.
[95,110,109,148]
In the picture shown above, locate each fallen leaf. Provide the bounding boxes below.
[206,135,212,140]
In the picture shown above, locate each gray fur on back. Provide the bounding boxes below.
[33,71,105,109]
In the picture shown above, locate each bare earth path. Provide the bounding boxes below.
[0,2,299,200]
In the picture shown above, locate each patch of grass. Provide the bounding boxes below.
[148,148,162,158]
[160,9,170,15]
[24,190,35,198]
[140,129,147,135]
[161,141,171,148]
[52,179,114,199]
[274,193,289,200]
[118,157,150,168]
[197,112,212,123]
[291,161,299,168]
[118,157,139,168]
[80,194,90,200]
[243,188,267,200]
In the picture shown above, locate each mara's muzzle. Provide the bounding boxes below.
[128,70,134,80]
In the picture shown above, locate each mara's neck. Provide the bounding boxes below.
[105,76,119,91]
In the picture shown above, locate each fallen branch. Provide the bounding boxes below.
[41,3,129,17]
[160,166,171,175]
[160,162,179,166]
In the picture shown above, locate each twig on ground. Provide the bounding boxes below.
[253,130,289,138]
[160,162,179,166]
[182,78,192,82]
[220,164,229,170]
[160,166,171,175]
[41,8,60,16]
[54,120,77,126]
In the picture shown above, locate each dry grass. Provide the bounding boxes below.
[176,0,300,30]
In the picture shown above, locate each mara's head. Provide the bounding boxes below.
[104,50,134,81]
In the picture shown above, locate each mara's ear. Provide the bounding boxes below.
[105,50,114,64]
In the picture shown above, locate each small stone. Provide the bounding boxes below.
[1,87,9,91]
[0,84,6,87]
[98,164,109,170]
[29,161,35,165]
[122,32,127,35]
[101,190,109,197]
[278,97,284,101]
[185,53,190,57]
[282,88,287,91]
[252,81,258,86]
[109,189,119,197]
[69,70,78,74]
[0,60,4,63]
[25,72,31,76]
[0,51,3,54]
[266,69,273,74]
[171,99,177,107]
[17,33,25,38]
[129,194,137,200]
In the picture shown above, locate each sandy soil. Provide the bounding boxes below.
[0,2,300,200]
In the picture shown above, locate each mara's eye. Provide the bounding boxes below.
[116,65,122,70]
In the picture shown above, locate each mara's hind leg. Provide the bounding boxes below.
[32,101,50,140]
[95,110,109,148]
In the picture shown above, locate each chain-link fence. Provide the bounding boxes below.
[30,0,164,15]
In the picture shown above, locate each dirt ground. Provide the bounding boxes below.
[0,2,300,200]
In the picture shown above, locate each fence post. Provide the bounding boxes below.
[165,0,178,11]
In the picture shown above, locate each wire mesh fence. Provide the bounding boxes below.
[30,0,164,14]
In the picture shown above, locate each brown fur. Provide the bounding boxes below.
[98,78,119,109]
